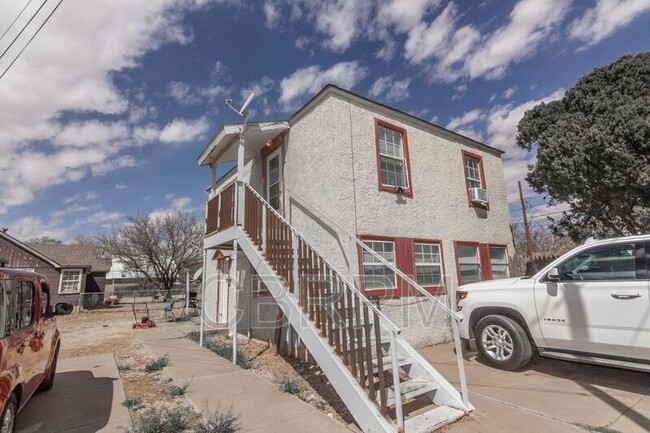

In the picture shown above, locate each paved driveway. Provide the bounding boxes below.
[16,354,132,433]
[419,343,650,433]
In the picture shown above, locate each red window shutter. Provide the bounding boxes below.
[479,243,493,280]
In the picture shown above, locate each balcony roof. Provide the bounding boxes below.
[198,121,290,166]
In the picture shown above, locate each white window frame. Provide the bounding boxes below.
[457,244,482,286]
[378,125,409,189]
[266,148,283,212]
[464,155,483,190]
[489,246,510,279]
[59,269,83,294]
[414,242,444,287]
[362,240,397,291]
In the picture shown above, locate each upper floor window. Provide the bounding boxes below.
[361,240,396,290]
[464,155,482,189]
[60,269,83,294]
[375,120,412,196]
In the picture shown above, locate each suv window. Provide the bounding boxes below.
[1,280,35,336]
[559,243,637,281]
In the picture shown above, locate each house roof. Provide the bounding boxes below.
[197,84,504,167]
[26,244,112,273]
[198,121,290,166]
[289,84,504,156]
[0,231,60,268]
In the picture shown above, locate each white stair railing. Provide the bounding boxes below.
[287,189,470,409]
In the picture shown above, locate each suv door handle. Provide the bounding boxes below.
[611,292,642,299]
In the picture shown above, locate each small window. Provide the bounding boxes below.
[60,269,83,294]
[559,243,637,281]
[375,120,411,194]
[489,246,510,279]
[362,240,396,290]
[266,150,282,211]
[464,155,483,189]
[414,243,443,286]
[457,244,482,285]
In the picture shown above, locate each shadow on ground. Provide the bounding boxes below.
[17,370,116,433]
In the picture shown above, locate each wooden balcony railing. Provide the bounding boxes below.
[243,183,399,414]
[205,181,236,235]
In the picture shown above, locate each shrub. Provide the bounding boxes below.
[194,409,240,433]
[279,377,300,395]
[169,383,189,397]
[143,355,169,373]
[128,408,190,433]
[122,398,143,410]
[117,364,132,372]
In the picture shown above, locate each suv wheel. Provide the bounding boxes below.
[1,394,17,433]
[475,315,532,371]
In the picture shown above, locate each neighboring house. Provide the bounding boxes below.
[0,231,111,308]
[196,84,513,432]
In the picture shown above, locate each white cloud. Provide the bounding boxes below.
[486,89,565,159]
[148,194,193,220]
[264,1,281,28]
[404,2,458,64]
[378,0,441,33]
[369,76,411,102]
[91,155,140,176]
[502,86,517,99]
[0,0,213,214]
[84,211,124,224]
[115,183,127,190]
[465,0,570,80]
[64,191,100,205]
[569,0,650,47]
[159,117,211,144]
[279,61,368,108]
[446,109,484,130]
[3,217,67,241]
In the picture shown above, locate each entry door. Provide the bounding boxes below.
[266,148,282,212]
[216,259,230,324]
[534,240,650,359]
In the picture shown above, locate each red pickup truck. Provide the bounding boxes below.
[0,268,68,432]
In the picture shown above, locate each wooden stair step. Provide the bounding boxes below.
[403,405,465,433]
[381,378,438,407]
[371,355,412,374]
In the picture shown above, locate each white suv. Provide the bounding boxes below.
[456,235,650,371]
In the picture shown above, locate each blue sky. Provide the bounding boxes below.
[0,0,648,242]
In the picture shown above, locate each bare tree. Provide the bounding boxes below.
[98,211,203,297]
[26,236,62,245]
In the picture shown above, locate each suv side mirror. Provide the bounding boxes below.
[547,267,560,281]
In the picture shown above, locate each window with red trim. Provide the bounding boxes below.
[361,239,397,291]
[461,150,488,208]
[375,120,412,196]
[413,242,443,287]
[455,242,510,285]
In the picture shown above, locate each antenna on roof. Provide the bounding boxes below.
[224,93,255,117]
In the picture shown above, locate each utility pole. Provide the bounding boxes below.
[518,181,533,258]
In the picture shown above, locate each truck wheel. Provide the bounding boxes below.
[39,345,59,391]
[475,315,532,371]
[1,394,17,433]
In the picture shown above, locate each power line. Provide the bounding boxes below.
[0,0,35,43]
[0,0,49,63]
[0,0,63,81]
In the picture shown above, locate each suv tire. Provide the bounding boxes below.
[475,315,532,371]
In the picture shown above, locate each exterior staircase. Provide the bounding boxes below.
[205,182,472,433]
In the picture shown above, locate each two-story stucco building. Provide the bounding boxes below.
[199,84,512,346]
[195,84,512,432]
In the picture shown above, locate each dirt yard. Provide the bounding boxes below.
[57,306,355,428]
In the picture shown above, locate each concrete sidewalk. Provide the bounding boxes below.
[139,331,356,433]
[16,354,132,433]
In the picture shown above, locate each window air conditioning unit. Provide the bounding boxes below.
[469,187,488,205]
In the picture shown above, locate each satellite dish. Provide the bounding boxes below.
[239,93,255,115]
